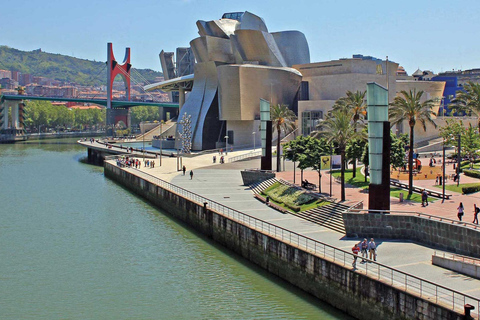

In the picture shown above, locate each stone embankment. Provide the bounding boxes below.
[105,161,470,320]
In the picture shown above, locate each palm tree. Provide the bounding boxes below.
[333,90,367,177]
[314,109,363,201]
[270,104,296,172]
[449,81,480,129]
[389,90,437,195]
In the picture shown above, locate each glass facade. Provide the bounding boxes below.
[301,111,323,136]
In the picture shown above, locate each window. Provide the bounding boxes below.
[301,111,323,136]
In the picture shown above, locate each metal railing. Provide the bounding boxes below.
[228,150,262,163]
[434,251,480,267]
[350,209,480,230]
[107,161,480,318]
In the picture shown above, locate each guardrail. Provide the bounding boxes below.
[107,160,479,318]
[350,209,480,230]
[434,251,480,267]
[228,150,262,163]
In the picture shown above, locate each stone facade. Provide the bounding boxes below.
[104,162,468,320]
[343,212,480,258]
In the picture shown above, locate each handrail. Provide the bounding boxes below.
[434,251,480,267]
[228,150,262,163]
[350,209,480,230]
[107,159,479,317]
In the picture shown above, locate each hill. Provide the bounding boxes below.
[0,46,163,87]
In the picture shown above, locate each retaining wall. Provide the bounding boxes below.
[343,212,480,259]
[432,256,480,279]
[105,162,465,320]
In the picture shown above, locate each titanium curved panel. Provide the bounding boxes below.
[190,37,209,63]
[196,20,210,37]
[237,11,268,32]
[217,64,302,121]
[176,63,207,150]
[206,19,238,38]
[192,61,219,150]
[232,30,287,67]
[191,37,235,64]
[271,31,310,66]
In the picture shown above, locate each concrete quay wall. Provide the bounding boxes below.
[104,162,465,320]
[343,212,480,259]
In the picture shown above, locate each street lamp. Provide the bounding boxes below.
[225,135,229,155]
[159,120,164,166]
[252,131,256,151]
[287,147,295,184]
[442,136,445,203]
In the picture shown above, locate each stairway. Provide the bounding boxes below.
[136,118,176,141]
[250,178,278,195]
[249,178,348,234]
[291,203,349,234]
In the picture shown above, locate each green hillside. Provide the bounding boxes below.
[0,46,163,86]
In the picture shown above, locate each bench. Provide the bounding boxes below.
[302,181,317,191]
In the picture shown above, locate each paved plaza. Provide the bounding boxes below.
[114,147,480,303]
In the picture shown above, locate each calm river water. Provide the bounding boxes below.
[0,139,352,320]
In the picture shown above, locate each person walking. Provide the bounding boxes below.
[189,170,194,180]
[351,243,360,268]
[457,202,464,221]
[421,189,428,207]
[368,238,377,261]
[473,204,479,224]
[360,238,368,262]
[183,165,186,176]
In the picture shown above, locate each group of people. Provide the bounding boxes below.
[212,155,225,164]
[115,156,155,169]
[182,165,194,179]
[351,238,377,268]
[457,202,479,224]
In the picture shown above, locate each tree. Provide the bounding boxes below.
[389,90,437,195]
[314,110,363,201]
[304,136,332,193]
[270,104,296,172]
[284,135,309,183]
[449,81,480,129]
[333,90,367,177]
[462,124,480,167]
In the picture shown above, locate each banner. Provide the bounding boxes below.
[320,156,331,170]
[331,155,341,169]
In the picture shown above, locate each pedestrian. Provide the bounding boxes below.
[183,165,186,175]
[351,243,360,267]
[368,238,377,261]
[457,202,464,221]
[473,204,479,224]
[421,189,428,207]
[360,238,368,262]
[190,170,193,180]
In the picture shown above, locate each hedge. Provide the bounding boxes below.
[462,185,480,194]
[463,169,480,179]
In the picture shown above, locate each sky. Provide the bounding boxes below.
[1,0,479,76]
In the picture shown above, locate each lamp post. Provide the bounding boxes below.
[441,136,445,202]
[330,143,333,197]
[225,135,229,155]
[287,147,295,184]
[142,122,145,163]
[457,133,461,187]
[159,120,163,166]
[252,131,256,151]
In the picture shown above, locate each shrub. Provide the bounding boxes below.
[462,185,480,194]
[263,183,316,208]
[463,169,480,179]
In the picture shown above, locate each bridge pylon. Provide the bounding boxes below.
[106,43,132,132]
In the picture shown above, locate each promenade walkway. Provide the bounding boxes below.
[108,150,480,310]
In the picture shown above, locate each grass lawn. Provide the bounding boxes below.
[434,183,480,194]
[332,168,433,203]
[261,182,330,213]
[461,164,480,170]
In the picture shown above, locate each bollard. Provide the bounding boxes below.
[266,196,270,204]
[399,192,404,202]
[464,304,475,319]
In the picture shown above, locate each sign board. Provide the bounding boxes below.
[260,99,270,157]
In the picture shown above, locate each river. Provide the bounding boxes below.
[0,139,352,319]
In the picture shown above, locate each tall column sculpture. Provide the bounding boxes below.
[367,82,390,211]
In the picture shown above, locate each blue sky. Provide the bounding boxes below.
[1,0,479,75]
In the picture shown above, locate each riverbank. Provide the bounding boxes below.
[104,156,480,320]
